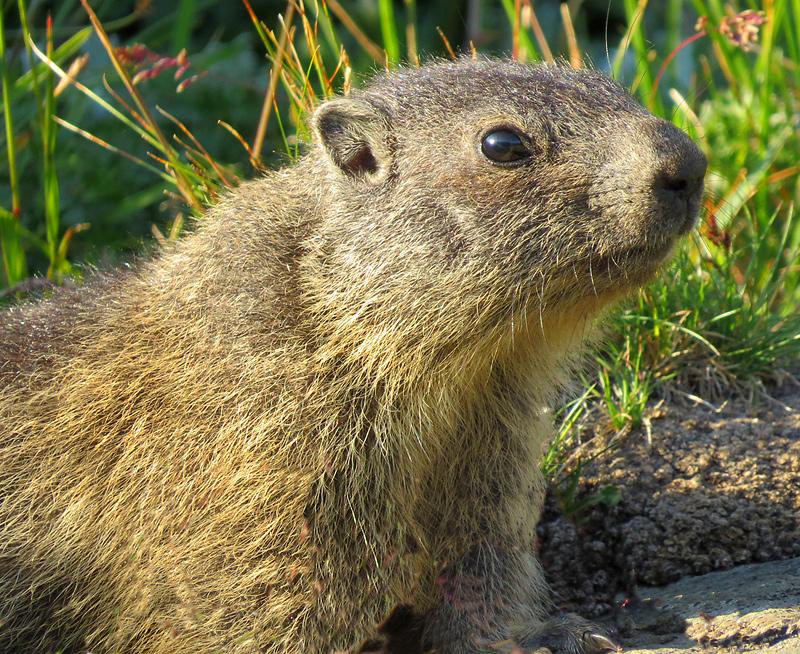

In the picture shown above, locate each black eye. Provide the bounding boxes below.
[481,129,531,163]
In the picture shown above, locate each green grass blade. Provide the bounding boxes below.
[17,0,42,115]
[0,210,27,286]
[312,0,343,64]
[621,0,662,112]
[14,27,92,93]
[173,0,197,51]
[0,207,47,256]
[611,0,645,80]
[793,0,800,86]
[0,4,27,286]
[43,17,63,279]
[0,7,20,219]
[665,0,684,65]
[404,0,418,64]
[500,0,539,61]
[378,0,401,64]
[715,123,793,231]
[241,0,271,51]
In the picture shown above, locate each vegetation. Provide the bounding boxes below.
[1,0,798,480]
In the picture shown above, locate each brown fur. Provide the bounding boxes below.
[0,58,705,653]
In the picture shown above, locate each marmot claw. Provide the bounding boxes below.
[581,631,621,653]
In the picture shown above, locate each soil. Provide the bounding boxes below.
[536,384,800,627]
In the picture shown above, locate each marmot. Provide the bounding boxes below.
[0,58,706,654]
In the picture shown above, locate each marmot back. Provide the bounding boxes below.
[0,58,705,654]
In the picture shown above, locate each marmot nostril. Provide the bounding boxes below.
[663,177,688,193]
[655,171,704,200]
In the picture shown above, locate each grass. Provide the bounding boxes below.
[0,0,798,479]
[0,3,26,284]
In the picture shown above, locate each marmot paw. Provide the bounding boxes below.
[515,614,620,654]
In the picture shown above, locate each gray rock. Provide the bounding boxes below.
[612,557,800,653]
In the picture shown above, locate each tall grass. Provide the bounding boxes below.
[604,2,800,413]
[0,4,26,285]
[0,0,798,433]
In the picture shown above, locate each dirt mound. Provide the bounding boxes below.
[537,387,800,616]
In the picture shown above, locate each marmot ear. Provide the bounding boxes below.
[312,98,391,182]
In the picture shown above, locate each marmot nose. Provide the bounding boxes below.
[650,122,707,207]
[653,158,706,203]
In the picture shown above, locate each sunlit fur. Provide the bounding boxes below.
[0,58,704,653]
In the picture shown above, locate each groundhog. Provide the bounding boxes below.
[0,58,706,654]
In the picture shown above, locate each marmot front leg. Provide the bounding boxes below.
[515,614,620,654]
[419,544,617,654]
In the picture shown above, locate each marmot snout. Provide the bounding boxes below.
[581,115,706,288]
[0,58,705,654]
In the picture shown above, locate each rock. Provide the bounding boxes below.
[612,557,800,653]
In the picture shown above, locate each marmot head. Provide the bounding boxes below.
[308,58,706,353]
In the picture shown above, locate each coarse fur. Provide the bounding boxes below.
[0,58,705,654]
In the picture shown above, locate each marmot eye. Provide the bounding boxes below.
[481,129,531,163]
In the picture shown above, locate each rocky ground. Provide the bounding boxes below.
[537,384,800,652]
[614,557,800,653]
